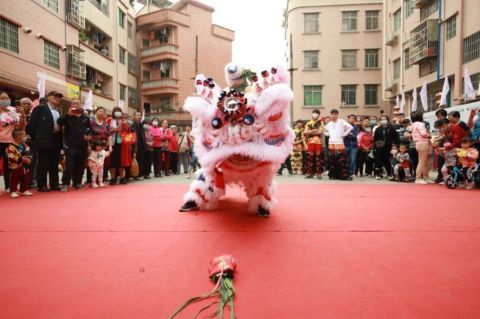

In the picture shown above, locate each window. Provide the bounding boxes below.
[365,11,379,31]
[142,39,150,48]
[67,45,86,79]
[128,22,133,38]
[160,61,171,78]
[465,73,480,94]
[446,16,456,40]
[119,46,126,64]
[404,49,411,70]
[155,27,170,44]
[420,0,438,21]
[464,31,480,64]
[118,9,125,28]
[43,0,59,12]
[303,85,322,107]
[342,50,357,69]
[393,58,400,79]
[304,51,319,69]
[342,11,357,32]
[119,83,126,101]
[67,0,86,29]
[128,87,138,107]
[365,85,378,105]
[304,13,319,33]
[405,0,414,18]
[89,0,109,15]
[0,18,19,53]
[393,9,401,32]
[44,41,60,69]
[143,71,150,81]
[419,59,437,77]
[128,53,138,75]
[341,85,357,105]
[365,49,379,68]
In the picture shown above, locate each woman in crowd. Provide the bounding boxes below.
[149,118,164,177]
[169,125,179,175]
[410,111,432,184]
[160,120,173,176]
[109,107,133,184]
[86,107,109,184]
[143,120,154,179]
[373,115,399,180]
[177,125,191,175]
[357,118,374,177]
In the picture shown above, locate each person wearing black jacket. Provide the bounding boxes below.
[57,102,91,191]
[373,115,400,179]
[131,112,147,180]
[26,92,63,192]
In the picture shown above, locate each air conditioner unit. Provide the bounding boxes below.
[385,32,398,46]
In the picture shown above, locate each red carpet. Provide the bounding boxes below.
[0,184,479,318]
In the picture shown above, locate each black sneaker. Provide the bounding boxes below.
[73,184,83,190]
[119,178,127,185]
[38,187,51,193]
[179,201,199,212]
[257,206,270,218]
[109,178,118,185]
[305,175,314,179]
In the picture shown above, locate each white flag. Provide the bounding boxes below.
[420,81,428,112]
[395,94,400,107]
[440,77,449,107]
[411,87,418,112]
[141,111,145,123]
[478,81,480,96]
[84,90,93,110]
[400,91,406,113]
[118,100,125,111]
[464,68,476,100]
[37,71,46,98]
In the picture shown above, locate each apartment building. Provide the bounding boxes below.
[284,0,389,121]
[136,0,234,126]
[383,0,480,113]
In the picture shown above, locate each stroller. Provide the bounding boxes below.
[445,163,479,189]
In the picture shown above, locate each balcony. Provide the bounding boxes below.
[67,0,85,29]
[137,9,190,29]
[141,44,178,63]
[385,32,398,46]
[409,19,439,65]
[145,111,192,123]
[141,78,179,95]
[384,81,398,94]
[414,0,432,9]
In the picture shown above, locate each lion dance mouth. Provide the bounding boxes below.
[179,63,294,218]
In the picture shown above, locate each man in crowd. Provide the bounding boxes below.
[132,111,147,181]
[27,92,63,192]
[58,99,91,191]
[448,111,469,147]
[324,109,353,180]
[303,109,324,179]
[344,114,359,177]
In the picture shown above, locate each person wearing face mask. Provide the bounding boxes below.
[149,118,164,177]
[109,107,133,184]
[303,109,324,179]
[357,118,374,177]
[410,111,432,184]
[373,115,399,180]
[57,99,91,191]
[130,112,147,181]
[160,120,173,176]
[344,114,360,178]
[84,106,110,185]
[324,109,353,180]
[6,129,33,198]
[143,120,154,179]
[27,91,63,192]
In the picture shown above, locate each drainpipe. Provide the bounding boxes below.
[456,0,464,105]
[436,0,442,80]
[382,0,387,103]
[400,0,404,111]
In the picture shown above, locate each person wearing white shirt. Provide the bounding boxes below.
[324,109,353,180]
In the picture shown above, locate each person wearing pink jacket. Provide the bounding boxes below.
[410,111,431,184]
[149,118,164,177]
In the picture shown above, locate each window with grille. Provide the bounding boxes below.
[404,49,411,70]
[119,83,126,101]
[67,45,86,79]
[155,27,170,44]
[365,85,378,105]
[142,39,150,48]
[118,9,125,28]
[419,59,437,77]
[128,87,137,107]
[365,11,379,31]
[463,73,480,94]
[446,16,456,40]
[128,22,133,38]
[341,85,357,105]
[365,49,379,68]
[393,58,400,79]
[43,0,59,12]
[420,0,438,21]
[463,31,479,64]
[304,13,319,33]
[404,0,414,18]
[342,11,357,32]
[159,96,172,111]
[119,46,126,64]
[393,9,401,32]
[160,61,171,78]
[303,85,322,107]
[67,0,85,29]
[304,51,319,69]
[143,71,150,81]
[342,50,357,69]
[0,18,19,53]
[128,53,138,75]
[44,41,60,69]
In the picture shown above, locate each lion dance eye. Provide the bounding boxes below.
[212,117,223,129]
[243,114,255,126]
[261,70,268,78]
[271,67,277,74]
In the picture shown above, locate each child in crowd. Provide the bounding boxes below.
[393,143,411,182]
[6,129,33,198]
[457,136,479,189]
[440,139,458,184]
[88,141,112,188]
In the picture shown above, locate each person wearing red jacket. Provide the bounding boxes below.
[357,118,374,176]
[168,125,180,174]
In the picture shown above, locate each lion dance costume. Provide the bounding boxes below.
[179,63,294,217]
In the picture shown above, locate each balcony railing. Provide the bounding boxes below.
[145,111,191,122]
[141,44,178,57]
[409,19,439,65]
[142,78,178,89]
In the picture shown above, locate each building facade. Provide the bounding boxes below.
[383,0,480,113]
[136,0,234,126]
[284,0,389,121]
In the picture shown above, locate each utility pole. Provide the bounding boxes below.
[287,33,297,126]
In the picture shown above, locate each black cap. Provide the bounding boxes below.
[47,91,63,98]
